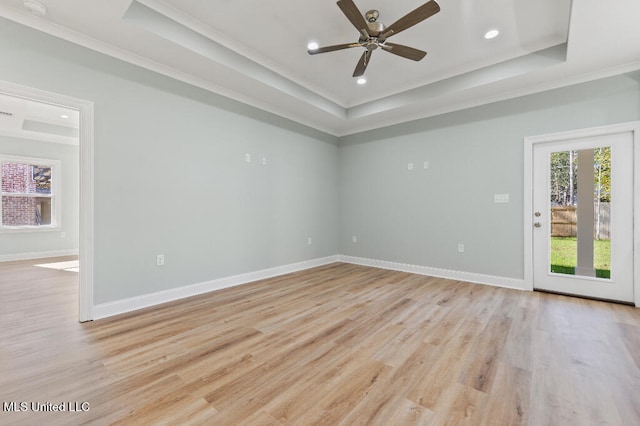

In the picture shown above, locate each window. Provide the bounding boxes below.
[1,155,61,231]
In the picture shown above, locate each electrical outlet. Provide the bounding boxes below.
[458,244,465,253]
[245,153,251,163]
[494,194,510,203]
[262,157,267,166]
[307,237,313,245]
[423,161,429,169]
[60,231,66,239]
[352,236,358,243]
[407,162,414,171]
[156,254,165,266]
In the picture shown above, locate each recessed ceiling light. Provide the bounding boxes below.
[60,114,70,119]
[356,78,367,85]
[484,29,500,39]
[307,42,319,51]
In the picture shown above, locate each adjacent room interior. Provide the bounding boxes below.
[0,0,639,424]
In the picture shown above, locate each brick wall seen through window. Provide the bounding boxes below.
[1,160,55,228]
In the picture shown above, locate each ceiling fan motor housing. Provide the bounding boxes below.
[367,21,385,37]
[360,11,386,44]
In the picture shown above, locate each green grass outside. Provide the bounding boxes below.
[550,237,611,278]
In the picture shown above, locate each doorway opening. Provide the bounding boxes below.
[0,80,94,321]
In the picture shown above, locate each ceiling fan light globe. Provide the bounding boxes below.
[365,10,379,23]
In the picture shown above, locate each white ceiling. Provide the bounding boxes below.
[0,92,79,144]
[0,0,639,136]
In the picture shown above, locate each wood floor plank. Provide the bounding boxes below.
[479,361,531,425]
[406,319,484,410]
[501,306,538,371]
[619,322,640,370]
[1,258,639,424]
[296,358,392,425]
[458,314,513,393]
[429,382,487,425]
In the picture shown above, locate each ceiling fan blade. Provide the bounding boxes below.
[380,0,440,40]
[380,42,427,61]
[308,42,362,55]
[337,0,370,37]
[353,50,371,77]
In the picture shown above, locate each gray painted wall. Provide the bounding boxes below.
[339,72,640,279]
[0,19,339,304]
[0,136,79,257]
[1,18,638,306]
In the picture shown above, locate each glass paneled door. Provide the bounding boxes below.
[532,131,634,303]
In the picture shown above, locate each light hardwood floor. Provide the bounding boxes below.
[1,258,639,425]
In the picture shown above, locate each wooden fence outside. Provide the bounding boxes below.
[550,203,610,239]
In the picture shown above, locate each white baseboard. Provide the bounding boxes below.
[93,254,529,320]
[93,255,339,320]
[337,255,526,291]
[0,249,79,262]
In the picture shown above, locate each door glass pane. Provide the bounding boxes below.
[549,147,611,279]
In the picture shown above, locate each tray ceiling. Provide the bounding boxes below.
[0,0,639,136]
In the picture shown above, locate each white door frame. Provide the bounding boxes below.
[0,80,94,321]
[524,121,640,307]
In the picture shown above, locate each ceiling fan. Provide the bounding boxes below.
[308,0,441,77]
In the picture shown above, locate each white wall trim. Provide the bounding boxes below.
[94,254,531,320]
[337,255,526,291]
[93,255,339,320]
[634,123,640,308]
[0,80,95,321]
[523,130,535,293]
[0,248,78,262]
[524,121,640,307]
